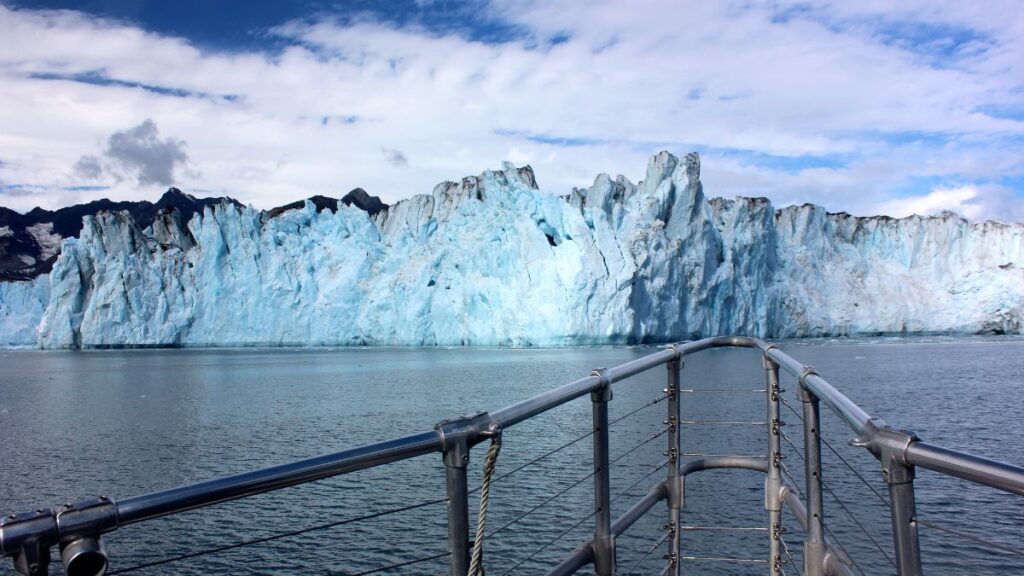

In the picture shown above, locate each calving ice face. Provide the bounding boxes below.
[0,153,1022,349]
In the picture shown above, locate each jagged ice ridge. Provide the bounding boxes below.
[1,152,1022,348]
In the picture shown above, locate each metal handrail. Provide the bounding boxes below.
[2,336,1023,576]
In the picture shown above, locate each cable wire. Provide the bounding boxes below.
[610,459,670,505]
[472,393,667,495]
[107,497,447,575]
[917,518,1024,558]
[499,510,597,575]
[622,529,671,575]
[780,533,803,576]
[609,393,669,426]
[780,422,892,572]
[610,426,672,466]
[486,468,595,538]
[472,428,593,494]
[487,427,670,539]
[342,551,450,575]
[781,397,890,508]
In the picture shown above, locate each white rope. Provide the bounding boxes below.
[469,436,502,575]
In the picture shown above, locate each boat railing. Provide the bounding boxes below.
[2,336,1023,575]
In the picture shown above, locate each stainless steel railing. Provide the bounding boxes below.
[2,336,1023,576]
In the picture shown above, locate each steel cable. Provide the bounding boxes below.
[498,510,597,575]
[471,429,593,494]
[487,428,669,539]
[107,497,448,574]
[780,425,891,572]
[609,393,669,426]
[486,468,595,538]
[610,426,672,466]
[496,425,671,574]
[472,393,666,495]
[622,529,671,575]
[341,551,451,575]
[781,397,890,508]
[680,555,769,563]
[822,523,869,576]
[917,518,1024,558]
[780,533,803,576]
[610,459,670,504]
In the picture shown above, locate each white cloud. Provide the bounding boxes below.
[0,1,1020,220]
[879,186,982,219]
[878,185,1024,222]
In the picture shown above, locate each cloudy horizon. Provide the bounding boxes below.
[0,0,1021,221]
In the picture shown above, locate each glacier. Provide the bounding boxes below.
[1,151,1022,348]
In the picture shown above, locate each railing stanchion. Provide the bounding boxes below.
[442,439,470,576]
[765,355,783,575]
[666,351,683,576]
[591,368,616,576]
[855,423,924,576]
[886,459,922,576]
[800,379,827,576]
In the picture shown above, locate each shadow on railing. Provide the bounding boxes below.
[2,336,1023,576]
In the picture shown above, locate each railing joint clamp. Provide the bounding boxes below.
[665,344,685,364]
[1,509,58,576]
[435,412,500,468]
[762,344,779,369]
[798,366,818,388]
[590,368,613,402]
[850,418,919,484]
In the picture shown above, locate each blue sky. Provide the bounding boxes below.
[0,0,1022,220]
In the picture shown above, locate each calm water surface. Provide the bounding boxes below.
[1,338,1023,575]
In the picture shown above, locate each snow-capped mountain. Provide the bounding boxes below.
[1,152,1021,348]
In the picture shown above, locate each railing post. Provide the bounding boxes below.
[666,351,683,576]
[764,355,783,575]
[886,458,922,576]
[853,421,923,576]
[442,436,470,576]
[436,413,499,576]
[591,368,615,576]
[799,375,827,576]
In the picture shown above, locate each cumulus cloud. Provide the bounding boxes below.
[878,185,1024,222]
[382,147,409,168]
[880,186,984,219]
[73,155,103,180]
[0,1,1019,217]
[74,119,190,187]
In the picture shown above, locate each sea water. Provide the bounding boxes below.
[1,338,1022,574]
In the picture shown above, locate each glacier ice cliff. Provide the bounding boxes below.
[1,152,1022,348]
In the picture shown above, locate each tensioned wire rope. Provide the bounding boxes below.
[496,394,676,575]
[779,393,894,574]
[104,391,669,574]
[496,423,674,573]
[781,396,1024,563]
[106,497,448,575]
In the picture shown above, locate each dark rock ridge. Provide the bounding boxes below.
[267,195,339,218]
[2,187,390,281]
[341,188,388,216]
[0,189,240,281]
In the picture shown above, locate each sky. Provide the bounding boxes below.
[0,0,1022,221]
